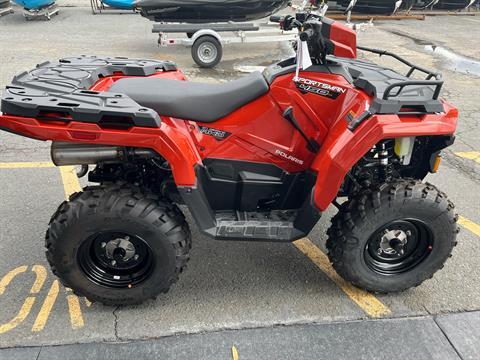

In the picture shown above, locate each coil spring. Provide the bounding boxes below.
[361,140,395,183]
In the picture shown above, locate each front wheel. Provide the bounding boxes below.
[327,180,459,293]
[46,184,191,306]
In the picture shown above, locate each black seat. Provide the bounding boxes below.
[108,71,269,123]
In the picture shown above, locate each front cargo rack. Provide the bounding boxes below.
[357,46,442,81]
[342,46,445,122]
[1,55,178,129]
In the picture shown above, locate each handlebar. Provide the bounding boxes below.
[271,11,329,64]
[270,14,303,31]
[299,28,314,42]
[269,15,284,23]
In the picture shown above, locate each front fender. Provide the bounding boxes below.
[311,102,458,211]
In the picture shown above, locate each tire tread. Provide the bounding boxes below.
[326,180,459,294]
[45,183,191,306]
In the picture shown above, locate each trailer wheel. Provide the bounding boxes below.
[192,35,223,68]
[45,183,191,306]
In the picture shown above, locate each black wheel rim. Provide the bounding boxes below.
[78,231,154,288]
[364,219,434,275]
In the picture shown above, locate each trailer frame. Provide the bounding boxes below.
[152,22,298,68]
[90,0,135,15]
[23,3,59,21]
[0,6,13,17]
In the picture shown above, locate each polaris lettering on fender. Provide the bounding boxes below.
[295,77,347,99]
[198,126,231,140]
[275,149,304,165]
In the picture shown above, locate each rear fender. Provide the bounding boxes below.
[0,114,201,186]
[311,103,458,211]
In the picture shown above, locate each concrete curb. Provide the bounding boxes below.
[1,311,478,360]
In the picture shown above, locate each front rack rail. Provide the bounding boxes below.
[357,46,444,102]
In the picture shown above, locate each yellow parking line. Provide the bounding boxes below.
[294,238,391,318]
[0,297,36,334]
[0,265,38,334]
[232,346,239,360]
[66,294,85,329]
[459,216,480,237]
[32,280,60,332]
[59,169,86,329]
[59,166,82,198]
[30,265,47,294]
[0,162,54,169]
[456,151,480,164]
[3,160,478,324]
[0,164,88,332]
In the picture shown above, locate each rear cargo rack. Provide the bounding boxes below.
[1,56,178,129]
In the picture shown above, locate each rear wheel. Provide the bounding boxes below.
[327,180,459,293]
[192,35,223,68]
[46,184,191,306]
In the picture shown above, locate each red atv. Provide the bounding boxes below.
[0,13,459,305]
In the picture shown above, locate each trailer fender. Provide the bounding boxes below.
[191,29,223,46]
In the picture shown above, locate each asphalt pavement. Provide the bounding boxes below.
[0,3,479,359]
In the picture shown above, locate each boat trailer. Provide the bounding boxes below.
[23,3,59,20]
[0,7,13,17]
[152,22,297,68]
[0,1,13,17]
[90,0,134,14]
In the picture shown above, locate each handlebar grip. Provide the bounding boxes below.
[299,28,314,42]
[270,15,284,23]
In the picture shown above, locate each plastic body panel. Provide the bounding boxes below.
[1,56,179,129]
[0,113,202,187]
[0,69,201,187]
[0,57,459,214]
[310,103,458,210]
[324,19,357,59]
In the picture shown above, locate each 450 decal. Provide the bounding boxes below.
[295,77,347,99]
[198,126,231,140]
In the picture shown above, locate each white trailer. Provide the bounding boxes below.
[152,22,298,68]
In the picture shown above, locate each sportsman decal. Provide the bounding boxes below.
[295,77,347,99]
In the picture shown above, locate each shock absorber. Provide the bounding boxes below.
[378,142,392,182]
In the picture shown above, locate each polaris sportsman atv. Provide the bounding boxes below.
[0,12,459,305]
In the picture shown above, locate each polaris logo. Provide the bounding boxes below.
[275,149,304,165]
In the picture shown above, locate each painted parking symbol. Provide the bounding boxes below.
[0,265,33,334]
[1,161,480,338]
[0,264,87,334]
[0,163,88,335]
